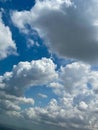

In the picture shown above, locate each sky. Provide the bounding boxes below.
[1,0,98,130]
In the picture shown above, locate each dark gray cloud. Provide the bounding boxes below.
[11,0,98,63]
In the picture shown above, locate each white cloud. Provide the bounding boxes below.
[78,101,88,111]
[0,58,58,96]
[1,59,98,129]
[0,98,21,111]
[16,61,98,130]
[11,0,98,63]
[27,39,40,48]
[0,12,17,60]
[38,93,48,98]
[59,62,90,94]
[0,91,34,117]
[0,58,58,127]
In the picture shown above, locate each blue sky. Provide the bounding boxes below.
[1,0,98,130]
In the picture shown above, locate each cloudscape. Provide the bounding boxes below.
[0,0,98,130]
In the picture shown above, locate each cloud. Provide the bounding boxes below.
[38,93,48,98]
[0,57,58,130]
[59,61,90,93]
[78,101,88,111]
[0,91,34,116]
[0,12,17,60]
[2,6,98,126]
[45,61,98,129]
[1,58,98,129]
[0,57,58,96]
[11,0,98,63]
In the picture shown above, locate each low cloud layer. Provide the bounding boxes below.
[0,12,17,60]
[0,58,98,130]
[11,0,98,63]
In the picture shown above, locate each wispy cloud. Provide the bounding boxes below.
[0,12,17,59]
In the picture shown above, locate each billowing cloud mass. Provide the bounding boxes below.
[0,58,58,96]
[21,61,98,130]
[0,58,58,129]
[1,0,98,130]
[0,12,17,60]
[1,57,98,130]
[11,0,98,63]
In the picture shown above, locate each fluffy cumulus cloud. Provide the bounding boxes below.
[22,61,98,130]
[0,58,58,129]
[1,58,98,130]
[11,0,98,63]
[0,12,17,60]
[0,58,58,96]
